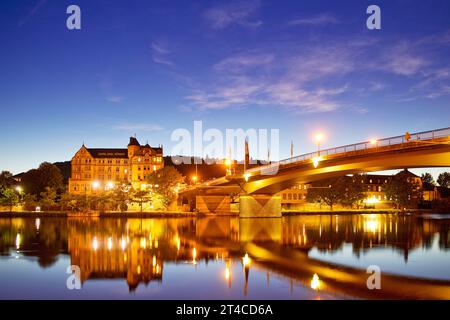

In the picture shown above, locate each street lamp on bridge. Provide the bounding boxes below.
[315,133,324,156]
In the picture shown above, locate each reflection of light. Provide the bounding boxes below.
[137,265,141,274]
[107,237,112,250]
[156,264,160,274]
[366,220,379,233]
[15,233,21,250]
[192,248,197,264]
[152,255,156,266]
[365,215,380,233]
[243,173,251,182]
[312,156,322,168]
[311,273,321,290]
[242,253,251,267]
[225,266,231,280]
[173,236,180,251]
[121,238,126,250]
[15,186,22,193]
[140,237,147,249]
[35,218,40,230]
[92,237,98,251]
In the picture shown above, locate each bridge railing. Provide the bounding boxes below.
[246,127,450,174]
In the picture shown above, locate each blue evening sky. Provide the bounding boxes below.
[0,0,449,177]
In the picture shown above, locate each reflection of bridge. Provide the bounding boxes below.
[182,127,450,217]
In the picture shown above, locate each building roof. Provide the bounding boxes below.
[128,137,140,147]
[86,148,128,158]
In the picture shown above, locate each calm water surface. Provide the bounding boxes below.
[0,214,449,299]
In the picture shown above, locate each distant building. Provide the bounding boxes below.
[281,169,424,209]
[68,137,163,194]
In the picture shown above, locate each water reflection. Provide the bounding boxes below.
[0,214,449,299]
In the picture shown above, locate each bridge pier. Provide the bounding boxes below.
[239,194,281,218]
[195,195,232,215]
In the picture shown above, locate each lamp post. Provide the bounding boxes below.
[315,133,323,156]
[15,186,23,205]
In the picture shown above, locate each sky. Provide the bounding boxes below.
[0,0,449,178]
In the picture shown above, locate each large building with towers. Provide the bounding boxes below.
[68,137,163,194]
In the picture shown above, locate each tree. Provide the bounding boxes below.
[306,177,347,210]
[21,162,64,197]
[0,188,19,212]
[23,193,38,211]
[384,173,421,209]
[437,172,450,188]
[421,173,435,186]
[39,187,57,210]
[0,171,15,190]
[130,190,151,212]
[112,185,131,212]
[148,166,185,209]
[341,174,365,209]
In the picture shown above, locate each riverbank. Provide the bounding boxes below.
[1,209,447,218]
[282,208,438,215]
[0,211,196,218]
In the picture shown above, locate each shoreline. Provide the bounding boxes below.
[0,209,447,218]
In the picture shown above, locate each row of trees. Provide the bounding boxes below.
[306,171,429,210]
[306,174,365,210]
[0,164,185,213]
[421,172,450,188]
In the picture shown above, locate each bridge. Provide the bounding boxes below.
[181,127,450,217]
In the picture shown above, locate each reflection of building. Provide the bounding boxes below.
[68,234,163,291]
[68,137,163,194]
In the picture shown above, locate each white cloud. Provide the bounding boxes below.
[288,13,339,26]
[151,41,174,66]
[204,0,262,29]
[379,42,428,76]
[214,53,274,73]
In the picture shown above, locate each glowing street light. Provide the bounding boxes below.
[106,181,114,190]
[191,175,198,185]
[92,181,100,190]
[15,186,22,193]
[312,156,322,168]
[314,133,324,155]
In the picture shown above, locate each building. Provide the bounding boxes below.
[280,184,310,208]
[281,169,424,209]
[68,137,163,194]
